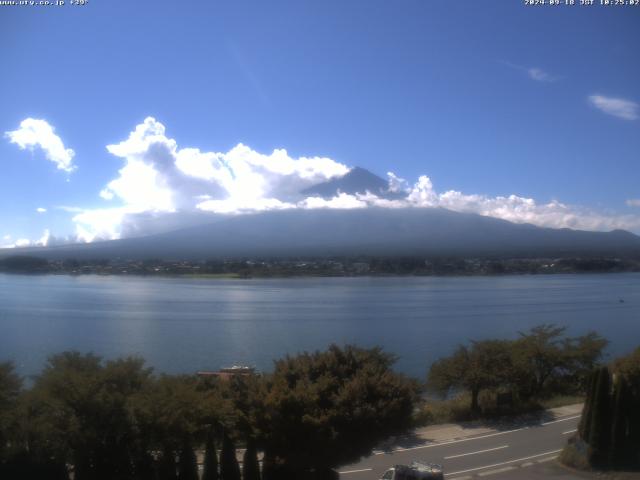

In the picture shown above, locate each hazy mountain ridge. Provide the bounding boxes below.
[5,206,640,261]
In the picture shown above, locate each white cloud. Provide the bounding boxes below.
[14,239,31,248]
[197,197,295,214]
[65,117,640,242]
[55,205,85,213]
[387,172,409,193]
[300,192,368,210]
[527,68,557,82]
[588,95,638,121]
[400,176,640,232]
[76,117,349,240]
[73,208,130,243]
[5,118,76,173]
[0,229,51,249]
[501,62,559,83]
[36,207,47,213]
[627,199,640,207]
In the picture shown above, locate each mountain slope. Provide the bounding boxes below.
[10,207,640,260]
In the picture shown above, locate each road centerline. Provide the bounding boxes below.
[339,468,373,474]
[444,444,509,459]
[374,427,529,455]
[444,449,562,477]
[541,414,581,425]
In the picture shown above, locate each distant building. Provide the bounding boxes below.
[196,365,256,381]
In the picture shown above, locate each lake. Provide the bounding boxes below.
[1,273,638,379]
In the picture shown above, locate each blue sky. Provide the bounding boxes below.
[1,0,639,245]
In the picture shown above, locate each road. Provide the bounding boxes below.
[338,412,582,479]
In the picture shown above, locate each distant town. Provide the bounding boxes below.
[1,254,639,277]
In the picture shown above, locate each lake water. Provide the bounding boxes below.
[1,273,638,379]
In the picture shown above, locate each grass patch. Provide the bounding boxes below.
[559,439,591,471]
[539,394,584,409]
[414,392,583,427]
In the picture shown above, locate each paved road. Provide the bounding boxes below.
[338,413,582,480]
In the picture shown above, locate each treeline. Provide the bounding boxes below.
[0,345,418,480]
[426,325,608,416]
[2,329,638,478]
[2,255,640,276]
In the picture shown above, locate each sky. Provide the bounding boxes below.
[1,0,639,247]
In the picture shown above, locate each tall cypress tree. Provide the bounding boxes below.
[178,442,198,480]
[260,451,276,480]
[609,376,630,467]
[220,432,241,480]
[158,448,178,480]
[203,432,219,480]
[578,370,597,440]
[133,452,156,480]
[588,366,611,467]
[242,439,260,480]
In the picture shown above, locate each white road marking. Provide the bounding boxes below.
[536,455,558,463]
[444,445,509,459]
[562,429,577,435]
[477,466,516,476]
[374,428,528,455]
[445,449,562,477]
[541,415,581,426]
[338,468,373,474]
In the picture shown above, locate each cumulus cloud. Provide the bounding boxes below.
[401,176,640,232]
[588,95,638,121]
[73,117,349,240]
[0,229,51,249]
[66,117,640,242]
[36,207,47,213]
[627,199,640,208]
[5,118,76,173]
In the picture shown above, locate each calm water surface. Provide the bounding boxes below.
[1,273,638,378]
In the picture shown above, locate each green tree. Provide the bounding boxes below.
[613,347,640,396]
[427,340,512,414]
[0,362,21,461]
[259,344,418,478]
[562,331,608,391]
[512,325,568,399]
[25,352,153,480]
[511,325,606,399]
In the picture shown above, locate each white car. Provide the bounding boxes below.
[379,462,444,480]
